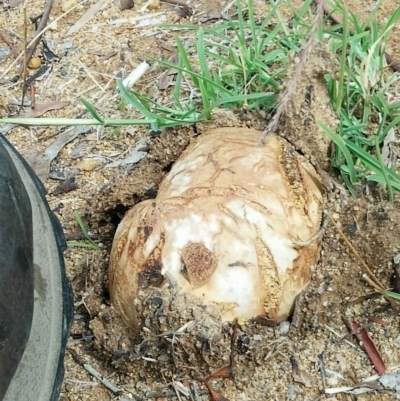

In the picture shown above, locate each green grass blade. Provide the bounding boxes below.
[319,122,357,183]
[74,213,99,250]
[384,290,400,300]
[80,99,105,123]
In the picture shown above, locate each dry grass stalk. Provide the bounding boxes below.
[258,0,326,145]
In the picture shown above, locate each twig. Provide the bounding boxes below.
[15,0,55,80]
[329,215,400,310]
[362,274,400,311]
[346,292,381,306]
[68,348,123,395]
[318,353,327,391]
[0,0,87,80]
[190,381,201,401]
[327,215,384,290]
[293,217,329,247]
[258,0,325,144]
[146,389,208,398]
[342,317,386,375]
[20,6,28,110]
[340,321,374,341]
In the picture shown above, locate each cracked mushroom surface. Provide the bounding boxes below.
[109,128,324,333]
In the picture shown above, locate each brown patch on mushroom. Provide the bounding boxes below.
[180,243,217,288]
[138,241,164,288]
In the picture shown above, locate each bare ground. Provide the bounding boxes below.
[2,0,400,400]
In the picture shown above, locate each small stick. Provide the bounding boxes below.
[293,217,329,247]
[146,389,208,398]
[328,215,385,290]
[68,348,122,395]
[20,5,28,111]
[340,322,374,341]
[362,274,400,312]
[15,0,55,79]
[346,292,381,305]
[190,381,201,401]
[342,317,386,375]
[332,219,399,311]
[30,83,36,109]
[318,353,327,391]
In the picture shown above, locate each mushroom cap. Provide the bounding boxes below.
[109,128,323,331]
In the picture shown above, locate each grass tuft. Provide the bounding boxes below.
[321,1,400,200]
[0,0,312,130]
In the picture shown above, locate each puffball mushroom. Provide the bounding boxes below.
[109,128,323,333]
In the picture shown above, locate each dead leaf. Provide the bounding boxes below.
[342,318,386,375]
[51,176,78,195]
[22,101,70,118]
[379,372,400,398]
[23,126,91,181]
[291,356,315,388]
[105,139,148,168]
[66,0,112,36]
[381,128,400,168]
[325,380,380,396]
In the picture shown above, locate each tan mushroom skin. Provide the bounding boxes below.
[109,128,323,331]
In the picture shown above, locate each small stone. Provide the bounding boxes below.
[61,0,78,12]
[279,321,290,334]
[119,0,134,10]
[147,0,160,10]
[28,56,41,69]
[317,283,324,294]
[48,20,58,30]
[331,212,340,222]
[0,47,11,64]
[327,376,338,386]
[80,159,97,172]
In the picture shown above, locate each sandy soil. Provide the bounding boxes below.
[2,0,400,400]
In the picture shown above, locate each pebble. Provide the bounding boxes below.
[61,0,78,13]
[48,20,58,30]
[147,0,160,9]
[279,321,290,334]
[0,47,11,64]
[327,376,339,386]
[80,159,97,172]
[28,56,41,69]
[119,0,133,10]
[331,212,340,222]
